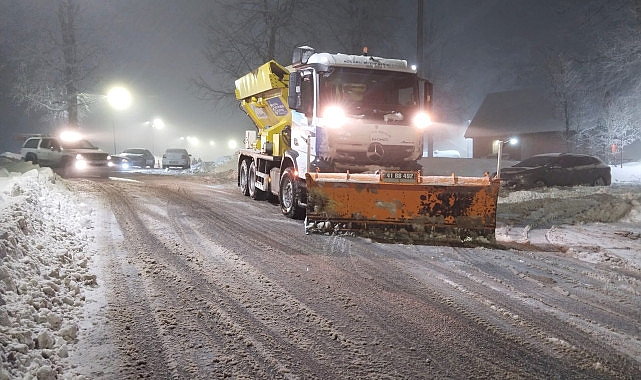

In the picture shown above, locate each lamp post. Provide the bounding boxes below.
[150,117,165,154]
[150,118,165,168]
[496,137,518,179]
[107,86,132,154]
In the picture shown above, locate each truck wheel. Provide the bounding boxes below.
[279,167,305,219]
[249,161,266,200]
[239,159,250,196]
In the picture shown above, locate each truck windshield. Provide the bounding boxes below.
[319,68,418,116]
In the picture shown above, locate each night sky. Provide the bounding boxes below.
[0,1,634,160]
[1,0,246,159]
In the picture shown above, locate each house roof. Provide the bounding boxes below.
[465,89,565,138]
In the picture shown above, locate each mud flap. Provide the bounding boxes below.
[304,171,500,246]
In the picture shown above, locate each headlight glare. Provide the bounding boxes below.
[321,106,348,128]
[413,112,431,129]
[74,154,88,170]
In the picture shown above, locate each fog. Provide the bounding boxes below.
[1,1,638,161]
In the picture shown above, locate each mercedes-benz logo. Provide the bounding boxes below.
[367,142,385,161]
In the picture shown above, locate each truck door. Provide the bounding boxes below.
[289,70,319,174]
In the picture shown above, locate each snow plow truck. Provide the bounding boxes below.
[236,46,500,245]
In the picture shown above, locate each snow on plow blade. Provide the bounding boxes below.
[305,171,501,246]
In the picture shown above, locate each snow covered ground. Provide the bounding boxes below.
[0,151,640,378]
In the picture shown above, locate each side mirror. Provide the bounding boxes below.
[292,46,315,66]
[288,72,302,111]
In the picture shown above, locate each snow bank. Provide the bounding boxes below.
[612,160,641,184]
[0,159,97,379]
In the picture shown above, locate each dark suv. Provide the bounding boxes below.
[499,153,611,189]
[20,134,111,177]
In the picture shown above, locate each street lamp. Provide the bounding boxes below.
[144,118,165,168]
[107,86,132,154]
[495,137,518,179]
[150,117,164,154]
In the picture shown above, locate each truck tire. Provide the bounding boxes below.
[239,159,250,196]
[249,161,266,200]
[279,167,305,219]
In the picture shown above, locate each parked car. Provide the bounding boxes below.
[499,153,611,189]
[161,148,191,169]
[108,154,131,171]
[433,150,461,158]
[20,132,110,177]
[120,148,155,168]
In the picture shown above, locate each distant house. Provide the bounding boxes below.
[465,89,568,160]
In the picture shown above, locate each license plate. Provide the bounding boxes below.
[381,171,417,183]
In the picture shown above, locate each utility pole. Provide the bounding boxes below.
[417,0,433,157]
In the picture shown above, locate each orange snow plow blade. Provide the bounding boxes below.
[305,171,501,246]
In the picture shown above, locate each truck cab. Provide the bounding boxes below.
[287,46,433,173]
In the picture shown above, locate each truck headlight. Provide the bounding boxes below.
[321,106,348,129]
[412,112,431,129]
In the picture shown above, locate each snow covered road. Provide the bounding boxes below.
[1,156,640,378]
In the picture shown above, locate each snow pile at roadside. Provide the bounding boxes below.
[0,160,97,379]
[495,161,641,269]
[498,162,641,225]
[611,161,641,184]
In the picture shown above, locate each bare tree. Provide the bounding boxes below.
[585,0,641,157]
[194,0,401,105]
[193,0,312,103]
[543,52,582,151]
[539,0,641,158]
[602,93,640,156]
[319,0,399,56]
[10,0,101,128]
[59,0,79,126]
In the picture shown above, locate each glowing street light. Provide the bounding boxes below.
[107,86,132,110]
[106,86,132,154]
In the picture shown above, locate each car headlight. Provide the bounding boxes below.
[74,154,88,170]
[412,112,431,129]
[321,106,348,129]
